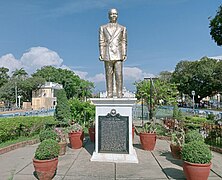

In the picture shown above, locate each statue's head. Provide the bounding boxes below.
[108,8,118,23]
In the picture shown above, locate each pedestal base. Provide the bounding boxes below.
[91,148,138,163]
[90,98,139,164]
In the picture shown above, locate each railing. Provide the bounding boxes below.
[202,123,222,148]
[0,108,55,118]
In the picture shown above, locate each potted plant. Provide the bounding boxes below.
[33,139,60,180]
[181,140,212,180]
[88,120,95,142]
[139,122,157,151]
[170,127,185,159]
[185,130,204,143]
[55,128,67,156]
[39,129,58,142]
[66,123,83,149]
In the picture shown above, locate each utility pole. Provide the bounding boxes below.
[141,95,144,126]
[15,82,18,108]
[150,78,153,120]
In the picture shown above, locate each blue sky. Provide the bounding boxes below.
[0,0,221,91]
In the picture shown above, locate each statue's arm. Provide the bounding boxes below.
[99,26,105,61]
[122,27,127,61]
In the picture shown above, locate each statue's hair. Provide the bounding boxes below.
[109,8,118,15]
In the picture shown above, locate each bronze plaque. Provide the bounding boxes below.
[98,109,129,153]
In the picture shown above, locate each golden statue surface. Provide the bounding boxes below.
[99,8,127,98]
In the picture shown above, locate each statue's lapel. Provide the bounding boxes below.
[105,24,121,42]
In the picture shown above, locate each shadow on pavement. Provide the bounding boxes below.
[160,151,183,167]
[133,143,142,150]
[163,167,186,180]
[84,138,95,155]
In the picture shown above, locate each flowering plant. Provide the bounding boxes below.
[66,123,82,133]
[142,122,157,133]
[55,128,67,143]
[171,127,185,146]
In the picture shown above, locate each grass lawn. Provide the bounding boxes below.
[0,135,39,149]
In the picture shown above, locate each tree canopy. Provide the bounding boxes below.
[135,77,178,118]
[0,68,45,103]
[32,66,94,99]
[209,5,222,46]
[0,67,9,88]
[172,57,222,102]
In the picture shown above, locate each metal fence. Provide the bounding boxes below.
[163,118,222,148]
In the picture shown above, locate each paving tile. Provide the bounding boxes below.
[65,147,115,179]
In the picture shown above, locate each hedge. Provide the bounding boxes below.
[0,116,56,143]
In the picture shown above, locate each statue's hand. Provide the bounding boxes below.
[123,56,127,61]
[99,56,104,61]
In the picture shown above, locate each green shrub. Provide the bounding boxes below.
[184,123,201,130]
[185,130,204,143]
[0,116,56,143]
[54,89,71,125]
[191,117,207,123]
[39,130,58,142]
[155,123,169,136]
[206,114,215,121]
[34,139,60,160]
[69,98,95,127]
[181,141,212,164]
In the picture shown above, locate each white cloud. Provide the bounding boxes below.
[124,67,155,81]
[0,47,64,75]
[0,54,22,74]
[88,73,105,83]
[209,55,222,60]
[21,47,63,73]
[74,70,89,80]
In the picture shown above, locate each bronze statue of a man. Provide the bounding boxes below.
[99,8,127,98]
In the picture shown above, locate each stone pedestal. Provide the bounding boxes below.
[90,98,138,163]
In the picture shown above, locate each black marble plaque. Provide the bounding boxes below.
[98,109,129,154]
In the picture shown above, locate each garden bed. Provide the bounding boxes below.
[0,139,39,155]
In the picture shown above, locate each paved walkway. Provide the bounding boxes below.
[0,135,222,180]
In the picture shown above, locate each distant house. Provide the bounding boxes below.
[32,82,63,110]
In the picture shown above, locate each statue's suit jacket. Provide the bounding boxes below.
[99,23,127,61]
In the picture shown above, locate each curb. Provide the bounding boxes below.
[210,146,222,154]
[0,139,39,155]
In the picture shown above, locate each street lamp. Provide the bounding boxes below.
[192,90,195,111]
[217,93,220,109]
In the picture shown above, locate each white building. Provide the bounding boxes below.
[32,82,63,110]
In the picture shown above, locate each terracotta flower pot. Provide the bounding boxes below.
[88,127,95,142]
[33,157,58,180]
[170,144,182,159]
[132,126,135,141]
[58,142,67,156]
[139,132,156,151]
[183,161,211,180]
[69,131,83,149]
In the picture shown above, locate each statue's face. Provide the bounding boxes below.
[109,9,118,23]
